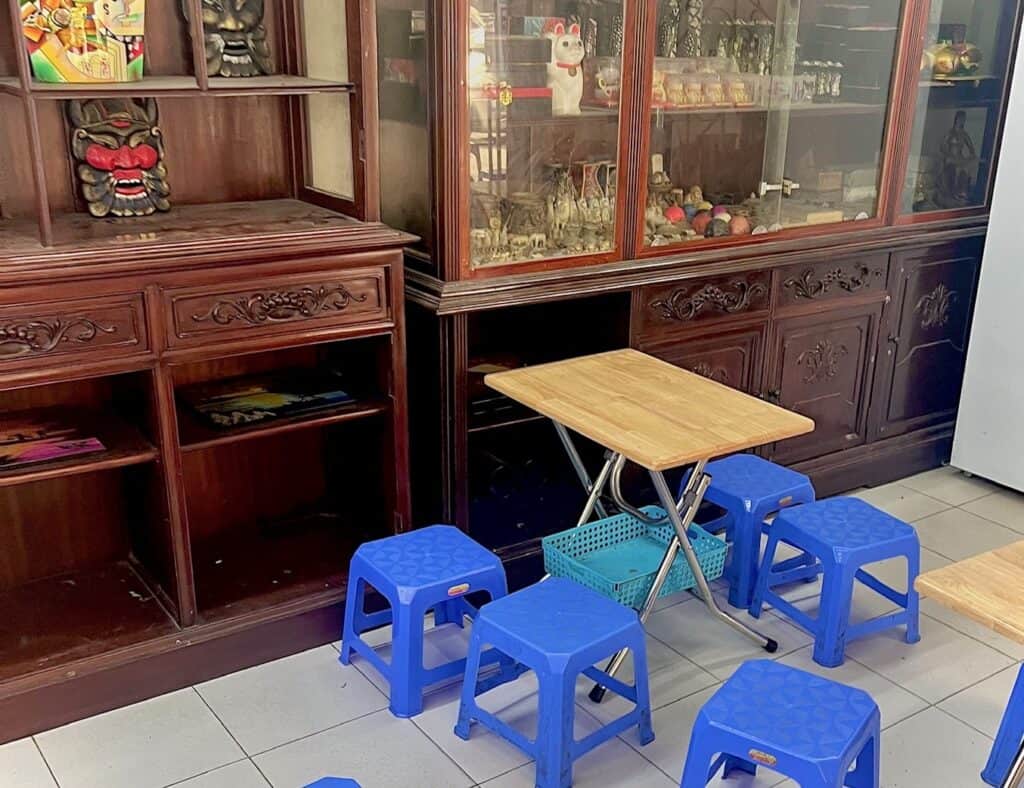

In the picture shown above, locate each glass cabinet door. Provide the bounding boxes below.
[466,1,627,269]
[901,0,1020,217]
[642,0,902,251]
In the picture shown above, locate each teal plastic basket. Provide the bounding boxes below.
[542,506,728,610]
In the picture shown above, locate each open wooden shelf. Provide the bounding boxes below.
[23,75,356,100]
[0,200,363,256]
[192,511,369,623]
[0,560,178,684]
[0,77,21,96]
[207,75,355,95]
[177,397,389,453]
[30,75,200,99]
[0,415,158,489]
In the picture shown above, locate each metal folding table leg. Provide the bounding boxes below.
[1004,741,1024,788]
[588,461,778,703]
[553,421,610,522]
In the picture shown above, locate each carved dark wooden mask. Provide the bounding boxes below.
[183,0,274,77]
[67,97,171,218]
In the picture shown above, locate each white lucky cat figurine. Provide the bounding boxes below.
[546,22,585,116]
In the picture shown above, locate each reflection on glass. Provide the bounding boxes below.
[644,0,899,249]
[467,2,626,268]
[377,0,432,252]
[904,0,1014,214]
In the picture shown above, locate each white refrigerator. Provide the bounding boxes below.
[952,34,1024,491]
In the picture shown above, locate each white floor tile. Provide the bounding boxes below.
[618,686,785,786]
[479,706,674,788]
[880,707,993,788]
[962,489,1024,534]
[939,664,1022,738]
[352,620,473,699]
[851,483,951,522]
[912,508,1021,562]
[0,739,57,788]
[196,645,388,754]
[575,633,718,722]
[171,759,270,787]
[845,615,1013,704]
[923,604,1024,661]
[410,672,540,784]
[34,689,243,788]
[901,467,997,506]
[645,596,812,681]
[253,709,472,788]
[778,646,928,730]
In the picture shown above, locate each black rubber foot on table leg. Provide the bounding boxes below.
[763,638,779,654]
[588,684,608,703]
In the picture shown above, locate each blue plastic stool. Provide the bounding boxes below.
[304,780,360,788]
[340,525,515,717]
[984,663,1024,785]
[455,577,655,788]
[680,660,880,787]
[686,454,817,609]
[750,497,921,668]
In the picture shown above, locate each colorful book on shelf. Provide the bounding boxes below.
[0,415,105,470]
[179,370,356,429]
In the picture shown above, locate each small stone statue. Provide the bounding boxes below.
[937,110,979,208]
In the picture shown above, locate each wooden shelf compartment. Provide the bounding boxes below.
[0,462,180,684]
[0,412,158,488]
[26,75,356,100]
[183,417,393,624]
[177,396,390,453]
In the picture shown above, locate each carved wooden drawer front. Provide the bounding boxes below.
[0,295,147,367]
[166,268,390,346]
[775,254,889,309]
[636,271,771,342]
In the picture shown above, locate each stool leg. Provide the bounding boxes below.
[727,513,760,610]
[983,665,1024,786]
[814,563,855,669]
[905,548,921,645]
[432,599,464,628]
[388,603,427,718]
[630,631,655,746]
[845,728,879,787]
[679,721,723,788]
[749,531,780,620]
[454,627,485,741]
[340,575,367,666]
[535,672,577,788]
[722,756,757,779]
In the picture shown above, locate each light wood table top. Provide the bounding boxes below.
[916,540,1024,646]
[485,349,816,471]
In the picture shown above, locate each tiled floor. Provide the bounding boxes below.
[4,466,1022,788]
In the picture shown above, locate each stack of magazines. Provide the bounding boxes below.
[0,414,105,470]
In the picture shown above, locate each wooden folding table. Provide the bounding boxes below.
[917,542,1024,788]
[486,349,815,700]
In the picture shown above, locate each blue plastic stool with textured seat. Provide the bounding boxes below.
[983,663,1024,785]
[304,779,360,788]
[340,525,515,718]
[750,497,921,668]
[680,660,880,788]
[455,577,655,788]
[686,454,817,609]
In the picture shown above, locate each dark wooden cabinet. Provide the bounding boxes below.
[641,323,767,396]
[870,240,983,440]
[768,304,883,465]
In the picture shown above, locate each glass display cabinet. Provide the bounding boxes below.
[638,0,904,253]
[898,0,1022,219]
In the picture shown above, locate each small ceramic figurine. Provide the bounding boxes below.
[729,214,752,235]
[691,210,712,235]
[681,0,704,58]
[547,22,585,116]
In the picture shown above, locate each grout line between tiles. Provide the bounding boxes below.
[160,757,253,787]
[408,715,478,787]
[192,687,247,757]
[249,758,274,788]
[247,706,393,759]
[932,703,998,743]
[30,736,60,788]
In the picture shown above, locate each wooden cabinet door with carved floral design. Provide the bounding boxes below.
[869,239,982,441]
[767,304,882,465]
[640,323,767,396]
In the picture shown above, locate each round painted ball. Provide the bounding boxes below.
[706,217,731,238]
[684,204,699,221]
[664,204,686,224]
[696,200,714,212]
[691,211,713,236]
[716,212,732,225]
[729,215,752,235]
[711,205,728,218]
